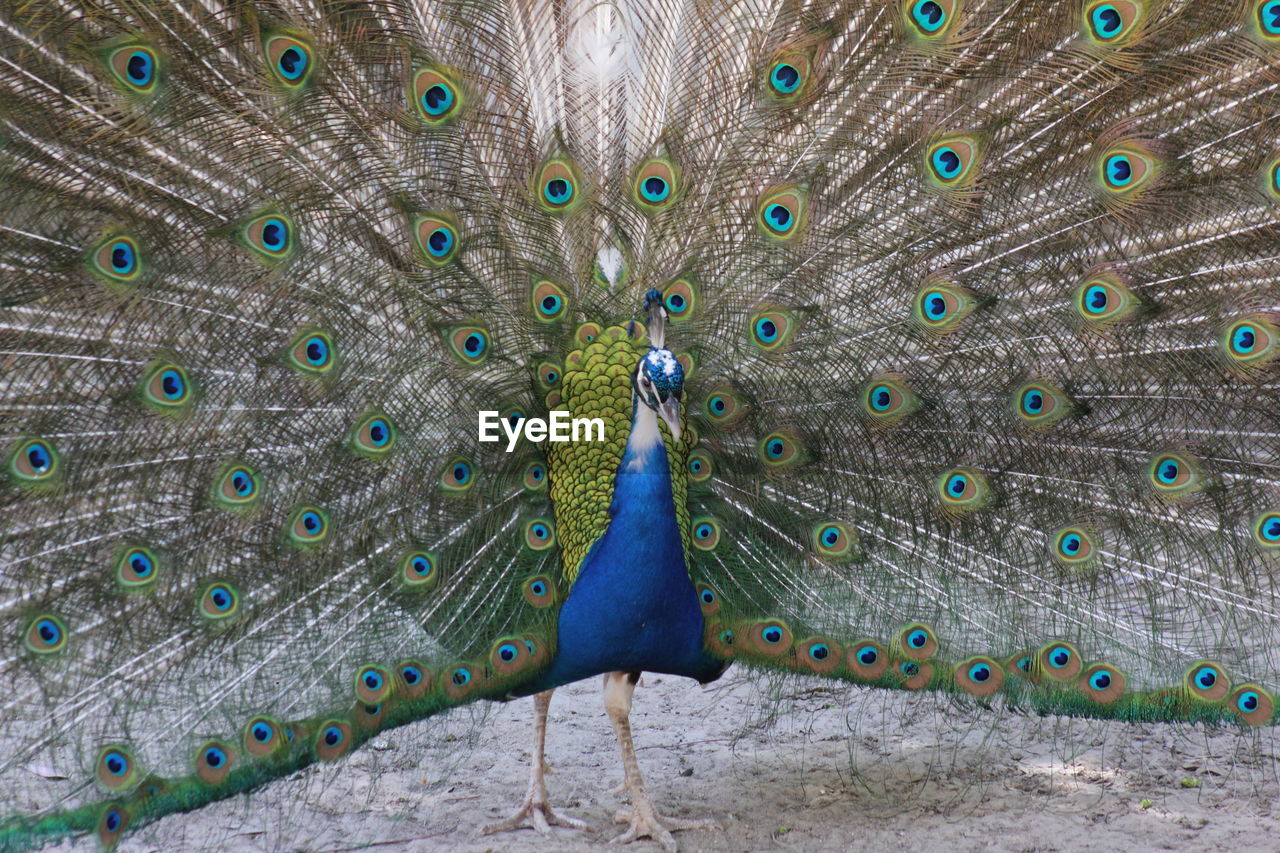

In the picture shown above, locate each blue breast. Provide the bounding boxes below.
[529,407,723,691]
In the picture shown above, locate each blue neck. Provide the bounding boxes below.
[526,396,722,691]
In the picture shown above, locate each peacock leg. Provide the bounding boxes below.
[604,671,719,852]
[480,689,587,837]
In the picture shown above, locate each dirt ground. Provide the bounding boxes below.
[86,668,1280,853]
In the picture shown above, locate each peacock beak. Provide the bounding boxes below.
[657,395,682,443]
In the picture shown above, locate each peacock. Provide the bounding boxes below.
[3,0,1280,849]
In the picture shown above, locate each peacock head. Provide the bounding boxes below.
[635,288,683,441]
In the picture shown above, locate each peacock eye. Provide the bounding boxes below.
[910,0,946,32]
[141,363,194,412]
[242,214,295,261]
[90,235,142,283]
[414,215,459,265]
[1260,0,1280,37]
[264,35,313,87]
[925,135,979,187]
[524,519,556,550]
[287,506,329,547]
[764,50,812,101]
[412,68,462,123]
[536,159,582,212]
[531,280,569,322]
[25,615,68,653]
[937,467,989,512]
[1096,145,1153,194]
[633,159,679,210]
[9,437,60,483]
[447,326,489,365]
[691,516,720,550]
[199,583,239,619]
[351,413,396,457]
[1083,1,1141,43]
[116,545,160,588]
[912,279,976,333]
[756,187,806,240]
[108,44,159,93]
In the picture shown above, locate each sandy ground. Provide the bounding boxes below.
[91,671,1279,852]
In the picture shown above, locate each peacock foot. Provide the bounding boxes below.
[480,773,588,838]
[610,803,720,852]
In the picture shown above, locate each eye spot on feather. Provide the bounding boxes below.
[350,413,395,458]
[447,326,489,365]
[848,640,889,679]
[115,545,160,589]
[536,159,582,212]
[287,506,329,546]
[906,0,954,35]
[90,235,141,283]
[756,188,806,240]
[96,747,138,790]
[1012,381,1070,428]
[108,44,158,93]
[1074,273,1138,327]
[810,521,859,562]
[955,656,1004,697]
[703,388,746,425]
[199,583,239,620]
[763,50,812,102]
[745,619,793,656]
[8,437,59,484]
[861,376,919,425]
[522,574,556,606]
[1147,451,1200,497]
[524,519,556,551]
[796,638,842,675]
[896,623,937,661]
[661,277,698,321]
[412,67,462,123]
[395,660,431,699]
[264,34,313,87]
[1084,1,1141,43]
[98,804,129,847]
[1095,144,1156,198]
[1230,684,1275,726]
[925,135,980,188]
[1051,527,1098,568]
[1185,662,1230,701]
[936,467,990,513]
[531,279,569,321]
[1260,1,1280,38]
[354,665,391,704]
[912,279,976,333]
[195,742,234,785]
[1079,663,1126,704]
[24,615,67,654]
[244,717,283,757]
[749,309,796,351]
[140,362,193,412]
[439,457,474,493]
[633,159,679,210]
[400,551,439,590]
[1038,642,1081,680]
[691,517,720,550]
[243,214,294,260]
[1252,511,1280,550]
[315,721,352,761]
[1219,315,1278,373]
[414,215,459,265]
[696,584,721,615]
[687,449,713,482]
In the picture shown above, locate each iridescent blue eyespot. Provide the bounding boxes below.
[869,385,893,411]
[770,62,801,94]
[401,665,422,685]
[363,671,384,690]
[640,176,670,203]
[126,51,153,85]
[451,668,471,686]
[1091,4,1123,38]
[754,317,779,344]
[421,83,454,116]
[912,0,946,32]
[857,646,878,665]
[1090,670,1112,690]
[304,333,330,363]
[1157,458,1180,484]
[922,291,948,321]
[1049,646,1071,668]
[764,203,792,230]
[821,526,840,546]
[530,580,547,596]
[277,46,307,80]
[809,643,830,661]
[129,551,154,578]
[695,522,713,539]
[366,419,390,447]
[498,643,518,662]
[1232,324,1257,354]
[1083,285,1108,314]
[425,226,454,258]
[762,626,783,644]
[765,438,785,459]
[159,369,184,401]
[1263,1,1280,35]
[1060,533,1082,555]
[209,586,233,611]
[700,588,715,605]
[104,808,123,832]
[1239,690,1261,712]
[907,629,928,649]
[946,474,968,496]
[931,147,962,180]
[260,218,288,252]
[37,619,61,645]
[968,663,991,682]
[1105,154,1132,187]
[204,747,226,768]
[544,178,572,205]
[1021,388,1044,415]
[1195,666,1217,688]
[323,725,343,747]
[252,722,273,743]
[110,241,136,275]
[26,442,52,474]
